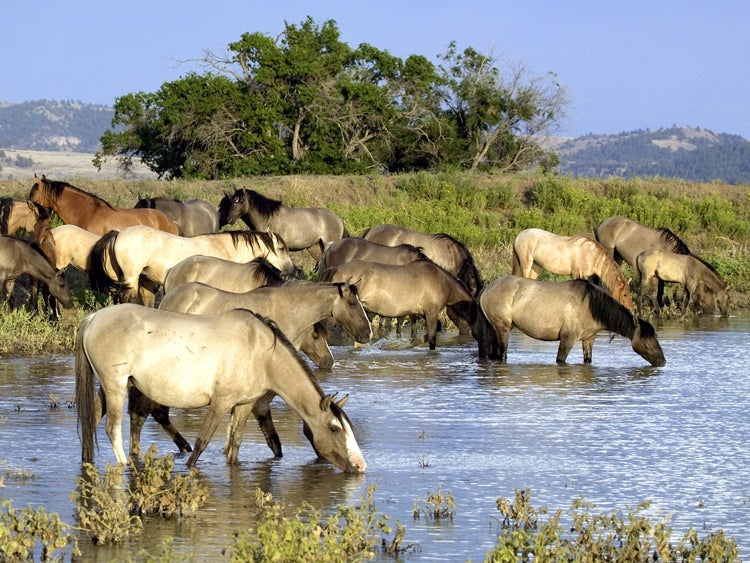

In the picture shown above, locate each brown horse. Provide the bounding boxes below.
[512,228,635,312]
[476,275,665,366]
[218,188,348,257]
[595,216,691,268]
[29,174,179,236]
[635,249,729,315]
[0,236,73,311]
[163,255,284,294]
[320,257,477,350]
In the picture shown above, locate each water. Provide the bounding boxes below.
[1,312,748,561]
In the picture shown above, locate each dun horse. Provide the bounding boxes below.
[50,225,101,272]
[635,249,729,315]
[0,197,47,236]
[0,236,73,311]
[87,226,295,305]
[320,257,477,350]
[75,304,366,472]
[163,255,283,294]
[476,275,666,366]
[318,237,426,273]
[595,216,691,268]
[512,228,635,312]
[151,280,372,460]
[218,188,348,256]
[134,196,219,237]
[29,174,179,236]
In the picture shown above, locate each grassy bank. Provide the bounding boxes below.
[2,170,749,356]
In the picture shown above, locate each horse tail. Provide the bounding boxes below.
[511,245,522,276]
[475,291,499,360]
[87,230,127,294]
[75,312,98,463]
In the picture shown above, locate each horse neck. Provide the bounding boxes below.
[265,343,325,421]
[22,244,58,281]
[48,186,104,224]
[585,283,635,339]
[289,283,336,325]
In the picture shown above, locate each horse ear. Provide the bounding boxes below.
[320,392,339,411]
[336,394,349,409]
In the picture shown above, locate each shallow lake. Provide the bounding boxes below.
[1,311,748,561]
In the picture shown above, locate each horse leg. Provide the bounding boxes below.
[102,388,128,465]
[186,402,230,467]
[224,402,254,464]
[138,277,160,307]
[425,312,439,350]
[253,393,282,457]
[581,337,595,363]
[149,406,193,454]
[656,279,666,310]
[556,334,576,363]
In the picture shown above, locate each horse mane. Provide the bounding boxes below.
[228,230,276,253]
[135,197,182,209]
[431,233,483,293]
[245,189,282,218]
[691,254,726,288]
[248,257,284,287]
[657,227,691,255]
[244,310,353,427]
[583,280,637,339]
[37,177,117,211]
[573,235,626,297]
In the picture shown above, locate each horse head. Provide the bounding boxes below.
[217,188,247,227]
[631,318,666,366]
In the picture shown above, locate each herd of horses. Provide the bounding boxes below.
[1,174,731,473]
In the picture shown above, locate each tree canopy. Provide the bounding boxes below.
[95,17,568,179]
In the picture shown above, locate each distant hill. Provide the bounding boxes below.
[0,100,113,152]
[2,101,749,184]
[554,126,750,184]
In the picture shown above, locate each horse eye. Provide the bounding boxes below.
[328,423,341,433]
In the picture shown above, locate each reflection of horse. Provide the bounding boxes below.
[87,226,295,306]
[0,197,47,236]
[218,188,348,256]
[595,216,691,268]
[75,304,366,472]
[318,237,425,273]
[28,174,179,236]
[150,281,372,460]
[635,249,729,315]
[163,255,283,294]
[512,228,635,312]
[476,275,665,366]
[320,257,476,350]
[0,236,73,311]
[134,197,219,237]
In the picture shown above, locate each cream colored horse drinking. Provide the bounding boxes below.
[512,227,635,312]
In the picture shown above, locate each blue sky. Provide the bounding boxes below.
[3,1,749,139]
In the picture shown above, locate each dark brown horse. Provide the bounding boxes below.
[595,216,691,268]
[134,197,219,236]
[0,236,73,311]
[476,275,665,366]
[29,174,179,236]
[218,188,348,257]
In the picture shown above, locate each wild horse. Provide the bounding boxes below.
[29,174,179,236]
[87,226,295,306]
[163,255,284,294]
[595,216,691,268]
[320,257,477,350]
[75,304,366,472]
[476,275,666,366]
[218,188,348,257]
[635,249,729,315]
[0,236,73,312]
[134,196,219,237]
[512,227,635,312]
[147,280,372,460]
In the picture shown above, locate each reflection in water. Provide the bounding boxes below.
[0,313,749,560]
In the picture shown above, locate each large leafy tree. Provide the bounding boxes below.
[96,18,568,178]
